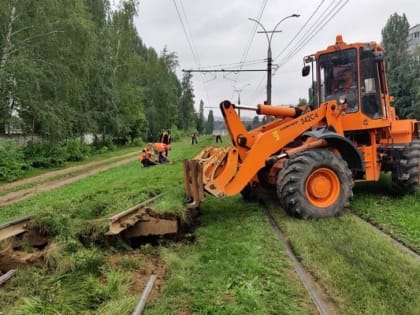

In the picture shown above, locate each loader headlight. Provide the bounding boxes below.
[338,95,347,105]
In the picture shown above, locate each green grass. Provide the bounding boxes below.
[145,197,315,315]
[0,136,231,314]
[351,176,420,252]
[0,146,139,186]
[269,206,420,315]
[0,151,139,197]
[2,255,139,314]
[1,136,419,314]
[0,137,207,224]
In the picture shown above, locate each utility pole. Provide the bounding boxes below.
[233,83,251,117]
[249,14,300,105]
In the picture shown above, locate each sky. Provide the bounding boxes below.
[115,0,420,118]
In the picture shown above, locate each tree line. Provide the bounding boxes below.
[0,0,196,144]
[382,13,420,119]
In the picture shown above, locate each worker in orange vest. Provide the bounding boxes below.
[139,148,157,167]
[148,143,171,163]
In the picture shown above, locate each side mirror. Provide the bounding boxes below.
[373,51,384,62]
[302,65,310,77]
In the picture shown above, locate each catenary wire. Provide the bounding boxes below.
[273,0,326,61]
[276,0,349,68]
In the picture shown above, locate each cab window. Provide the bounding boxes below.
[319,49,358,112]
[359,48,383,119]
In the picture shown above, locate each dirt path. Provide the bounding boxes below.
[0,151,138,192]
[0,154,139,207]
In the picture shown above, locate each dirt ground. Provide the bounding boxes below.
[105,253,166,299]
[0,229,51,273]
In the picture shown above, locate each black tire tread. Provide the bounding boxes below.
[391,139,420,195]
[277,149,354,219]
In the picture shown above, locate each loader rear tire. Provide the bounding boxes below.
[277,149,353,219]
[391,139,420,195]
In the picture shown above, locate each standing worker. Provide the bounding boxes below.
[215,134,222,143]
[191,133,198,144]
[160,130,171,156]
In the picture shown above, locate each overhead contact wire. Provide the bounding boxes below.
[284,0,348,61]
[273,0,326,61]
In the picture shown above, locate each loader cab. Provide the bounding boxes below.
[317,47,383,120]
[319,48,359,113]
[304,36,388,127]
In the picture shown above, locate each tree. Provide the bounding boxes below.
[381,13,413,118]
[197,99,205,134]
[0,0,190,145]
[408,46,420,118]
[205,110,214,134]
[177,71,195,130]
[252,115,260,129]
[298,98,308,106]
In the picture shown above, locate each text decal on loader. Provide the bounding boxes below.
[300,112,319,125]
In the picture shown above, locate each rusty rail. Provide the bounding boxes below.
[0,216,32,242]
[0,269,16,286]
[132,274,157,315]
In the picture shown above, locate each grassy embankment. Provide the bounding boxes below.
[0,135,419,314]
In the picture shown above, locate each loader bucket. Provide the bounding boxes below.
[184,146,240,209]
[184,159,205,209]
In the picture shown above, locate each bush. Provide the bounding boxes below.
[23,141,68,168]
[0,140,27,182]
[64,138,91,161]
[132,137,144,147]
[92,135,116,153]
[73,248,104,274]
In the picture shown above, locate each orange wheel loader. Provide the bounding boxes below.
[184,35,420,219]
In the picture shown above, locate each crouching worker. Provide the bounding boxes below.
[150,142,171,164]
[140,148,157,167]
[158,151,169,164]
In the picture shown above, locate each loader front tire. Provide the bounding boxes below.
[391,139,420,195]
[277,149,353,219]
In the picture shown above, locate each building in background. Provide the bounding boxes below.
[407,24,420,54]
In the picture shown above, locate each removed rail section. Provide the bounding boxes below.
[0,216,32,242]
[107,194,178,237]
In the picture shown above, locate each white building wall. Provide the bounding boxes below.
[407,24,420,54]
